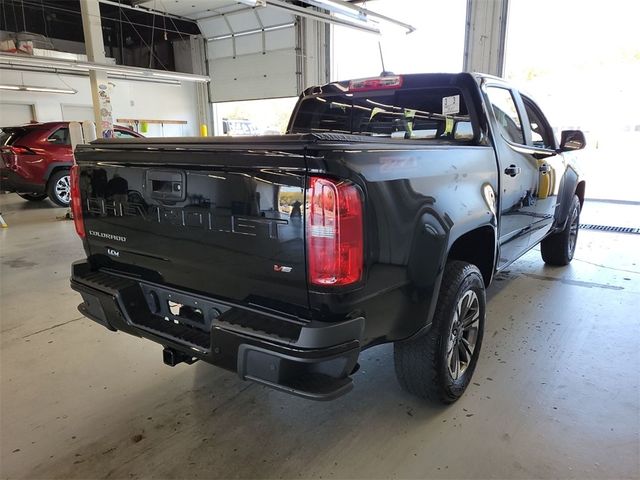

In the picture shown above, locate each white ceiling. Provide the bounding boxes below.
[135,0,249,20]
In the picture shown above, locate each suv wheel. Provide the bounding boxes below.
[541,195,581,266]
[394,261,486,403]
[17,193,47,202]
[47,170,71,207]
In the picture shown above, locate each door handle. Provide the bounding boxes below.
[504,165,521,177]
[539,164,552,173]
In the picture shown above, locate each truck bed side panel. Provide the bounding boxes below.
[306,144,498,345]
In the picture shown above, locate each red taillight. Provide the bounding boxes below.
[70,165,85,238]
[1,146,35,155]
[348,75,403,92]
[306,176,363,286]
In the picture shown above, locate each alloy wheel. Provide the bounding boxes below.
[446,290,481,380]
[568,206,579,259]
[55,175,71,204]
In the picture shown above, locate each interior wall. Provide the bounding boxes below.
[0,69,199,136]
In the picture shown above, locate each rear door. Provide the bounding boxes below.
[76,141,309,316]
[519,94,565,246]
[484,84,539,268]
[44,126,74,163]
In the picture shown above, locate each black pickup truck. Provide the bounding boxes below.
[69,73,586,403]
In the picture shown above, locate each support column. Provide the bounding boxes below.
[297,18,330,94]
[190,35,214,136]
[80,0,114,138]
[463,0,510,77]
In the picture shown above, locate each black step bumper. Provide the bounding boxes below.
[70,261,363,400]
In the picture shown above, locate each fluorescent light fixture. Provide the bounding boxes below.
[0,53,210,83]
[299,0,415,34]
[24,86,77,94]
[267,0,380,34]
[303,0,367,21]
[237,0,266,6]
[0,84,76,94]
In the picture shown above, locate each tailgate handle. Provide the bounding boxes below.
[146,170,186,202]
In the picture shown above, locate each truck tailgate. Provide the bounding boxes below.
[74,138,309,317]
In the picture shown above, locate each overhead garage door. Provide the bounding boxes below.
[61,105,94,122]
[202,8,298,102]
[0,103,34,127]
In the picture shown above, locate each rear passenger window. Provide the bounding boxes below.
[486,87,524,144]
[48,128,70,145]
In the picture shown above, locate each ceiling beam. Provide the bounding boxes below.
[266,0,380,34]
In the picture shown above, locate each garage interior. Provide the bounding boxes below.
[1,0,639,479]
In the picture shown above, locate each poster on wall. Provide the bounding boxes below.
[98,83,114,138]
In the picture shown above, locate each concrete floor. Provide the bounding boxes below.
[1,193,639,480]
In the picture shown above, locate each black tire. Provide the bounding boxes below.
[46,169,71,207]
[394,261,486,404]
[17,193,47,201]
[541,195,581,266]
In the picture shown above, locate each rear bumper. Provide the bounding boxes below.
[70,261,363,400]
[0,167,45,193]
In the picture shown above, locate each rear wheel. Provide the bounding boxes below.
[541,195,581,266]
[17,193,47,202]
[394,261,486,403]
[46,170,71,207]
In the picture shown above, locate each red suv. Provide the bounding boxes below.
[0,122,142,207]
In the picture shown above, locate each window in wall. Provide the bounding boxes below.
[486,87,524,144]
[213,97,298,136]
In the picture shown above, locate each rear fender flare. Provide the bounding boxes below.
[407,209,452,290]
[43,162,73,182]
[405,218,496,342]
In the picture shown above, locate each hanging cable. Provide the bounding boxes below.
[20,0,26,31]
[159,0,186,41]
[40,0,49,41]
[11,0,19,33]
[149,0,156,68]
[120,8,168,70]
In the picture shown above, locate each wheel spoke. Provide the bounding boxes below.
[460,292,471,317]
[460,337,474,359]
[450,346,460,380]
[458,342,469,364]
[462,309,480,329]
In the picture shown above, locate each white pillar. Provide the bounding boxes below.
[463,0,510,77]
[80,0,114,138]
[297,18,330,94]
[190,35,214,136]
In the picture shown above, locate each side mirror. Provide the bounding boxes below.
[559,130,586,152]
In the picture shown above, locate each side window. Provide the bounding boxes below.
[486,87,524,144]
[522,97,554,149]
[48,128,70,145]
[114,129,138,138]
